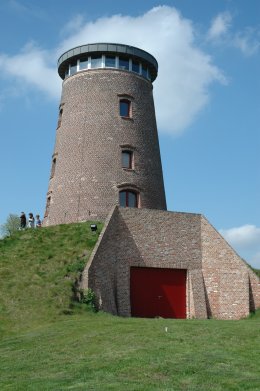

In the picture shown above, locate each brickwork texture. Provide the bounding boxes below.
[81,206,260,320]
[44,68,166,225]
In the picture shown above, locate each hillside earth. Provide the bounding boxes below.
[0,223,259,391]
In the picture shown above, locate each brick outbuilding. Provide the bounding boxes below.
[81,206,260,320]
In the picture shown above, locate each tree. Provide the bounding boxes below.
[0,214,20,237]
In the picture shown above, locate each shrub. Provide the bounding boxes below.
[79,288,97,312]
[1,214,20,237]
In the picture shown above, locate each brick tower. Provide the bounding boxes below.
[44,43,166,225]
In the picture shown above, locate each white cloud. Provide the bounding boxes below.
[207,11,260,57]
[233,28,260,56]
[0,42,60,100]
[219,225,260,269]
[207,12,232,40]
[220,225,260,246]
[0,6,226,135]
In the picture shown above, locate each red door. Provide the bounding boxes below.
[130,267,186,319]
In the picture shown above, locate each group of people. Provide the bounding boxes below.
[20,212,42,229]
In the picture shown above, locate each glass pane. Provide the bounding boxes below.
[147,67,151,80]
[79,58,88,70]
[70,63,77,75]
[120,101,130,117]
[132,61,139,73]
[141,65,147,78]
[65,68,69,78]
[105,56,116,67]
[91,56,102,68]
[122,151,131,168]
[119,57,129,70]
[119,191,126,207]
[128,192,137,207]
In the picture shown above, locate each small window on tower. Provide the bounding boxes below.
[50,158,56,178]
[119,190,138,208]
[70,61,77,75]
[44,196,51,218]
[122,150,133,169]
[120,99,131,118]
[119,57,129,70]
[57,107,63,128]
[132,60,140,74]
[105,56,116,68]
[91,55,102,68]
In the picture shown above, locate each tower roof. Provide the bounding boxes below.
[57,43,158,81]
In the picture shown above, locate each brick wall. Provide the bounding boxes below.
[44,68,166,226]
[201,216,260,319]
[81,206,260,320]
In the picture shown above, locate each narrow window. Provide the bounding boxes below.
[119,57,129,70]
[119,190,138,208]
[141,64,148,78]
[70,60,77,75]
[57,107,63,128]
[44,196,51,217]
[122,150,133,169]
[132,60,140,74]
[50,158,56,178]
[120,99,131,118]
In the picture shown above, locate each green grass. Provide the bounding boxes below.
[0,223,259,390]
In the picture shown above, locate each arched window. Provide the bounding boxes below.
[122,150,133,169]
[119,99,131,118]
[119,190,138,208]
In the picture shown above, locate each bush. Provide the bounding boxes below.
[1,214,20,237]
[79,288,97,312]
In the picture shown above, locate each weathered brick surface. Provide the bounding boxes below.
[81,207,207,319]
[201,216,260,319]
[44,68,166,225]
[81,207,260,320]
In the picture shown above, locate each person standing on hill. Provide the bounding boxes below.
[28,213,35,228]
[20,212,26,229]
[35,215,42,228]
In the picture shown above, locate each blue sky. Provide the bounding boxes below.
[0,0,259,267]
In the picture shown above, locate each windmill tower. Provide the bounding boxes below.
[44,43,166,225]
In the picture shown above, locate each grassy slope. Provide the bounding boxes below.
[0,223,259,391]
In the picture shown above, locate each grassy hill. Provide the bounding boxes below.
[0,223,259,391]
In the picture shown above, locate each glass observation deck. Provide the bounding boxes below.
[57,43,158,82]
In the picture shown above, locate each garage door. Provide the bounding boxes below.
[130,267,186,318]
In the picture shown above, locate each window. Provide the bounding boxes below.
[141,64,148,78]
[91,55,102,68]
[50,158,56,178]
[132,60,140,73]
[57,107,63,128]
[119,57,129,70]
[120,99,131,117]
[79,58,88,70]
[70,61,77,75]
[44,196,51,217]
[105,55,116,67]
[119,190,138,208]
[122,150,133,169]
